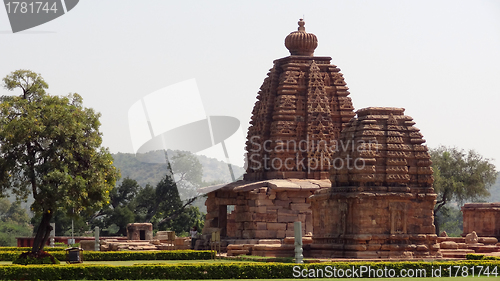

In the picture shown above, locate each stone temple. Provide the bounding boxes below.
[310,107,440,258]
[199,19,441,259]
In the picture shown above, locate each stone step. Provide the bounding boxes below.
[469,245,500,253]
[440,249,474,259]
[227,249,250,256]
[251,250,294,257]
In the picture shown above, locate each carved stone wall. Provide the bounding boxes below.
[310,107,440,259]
[462,203,500,239]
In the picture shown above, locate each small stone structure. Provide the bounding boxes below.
[309,107,441,259]
[127,223,153,241]
[462,203,500,239]
[100,231,191,251]
[199,179,329,252]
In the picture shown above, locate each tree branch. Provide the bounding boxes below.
[158,196,197,225]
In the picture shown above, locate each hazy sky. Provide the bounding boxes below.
[1,0,499,169]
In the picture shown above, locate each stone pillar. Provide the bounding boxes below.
[49,223,55,247]
[294,221,303,263]
[94,226,100,251]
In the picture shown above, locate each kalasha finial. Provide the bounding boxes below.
[298,18,305,32]
[285,19,318,56]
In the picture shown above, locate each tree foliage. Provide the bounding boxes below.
[0,70,119,254]
[0,198,32,246]
[430,146,497,234]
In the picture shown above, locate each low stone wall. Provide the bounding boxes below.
[100,236,191,251]
[462,203,500,239]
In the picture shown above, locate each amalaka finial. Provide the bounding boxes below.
[284,19,318,56]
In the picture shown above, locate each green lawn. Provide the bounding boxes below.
[59,277,497,281]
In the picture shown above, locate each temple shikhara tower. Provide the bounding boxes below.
[199,20,441,259]
[310,107,441,258]
[245,19,355,181]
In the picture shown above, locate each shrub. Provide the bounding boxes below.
[11,251,60,265]
[467,253,500,261]
[0,246,66,252]
[0,249,213,261]
[0,260,498,280]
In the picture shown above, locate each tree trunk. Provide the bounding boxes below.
[31,211,53,254]
[434,215,440,236]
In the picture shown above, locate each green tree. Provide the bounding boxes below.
[430,146,497,234]
[31,208,91,237]
[436,205,463,237]
[0,198,33,246]
[0,70,118,257]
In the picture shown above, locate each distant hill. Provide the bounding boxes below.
[6,150,245,216]
[112,150,245,188]
[485,173,500,203]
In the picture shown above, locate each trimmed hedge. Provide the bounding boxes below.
[0,260,499,280]
[0,250,213,261]
[467,253,500,261]
[0,247,66,252]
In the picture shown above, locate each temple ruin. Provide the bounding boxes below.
[309,107,441,258]
[199,19,442,258]
[198,19,354,253]
[462,203,500,239]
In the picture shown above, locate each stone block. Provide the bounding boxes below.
[267,222,287,231]
[215,197,238,205]
[255,199,274,206]
[440,241,459,249]
[276,192,288,200]
[249,206,267,213]
[254,230,277,238]
[258,239,281,244]
[479,237,498,244]
[242,230,255,239]
[278,207,300,214]
[235,212,253,222]
[276,230,286,238]
[278,215,299,223]
[256,222,267,230]
[344,244,367,251]
[80,240,95,251]
[287,191,312,198]
[254,212,278,222]
[248,193,268,200]
[416,244,428,251]
[290,203,311,211]
[289,197,306,203]
[244,222,257,229]
[275,200,291,208]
